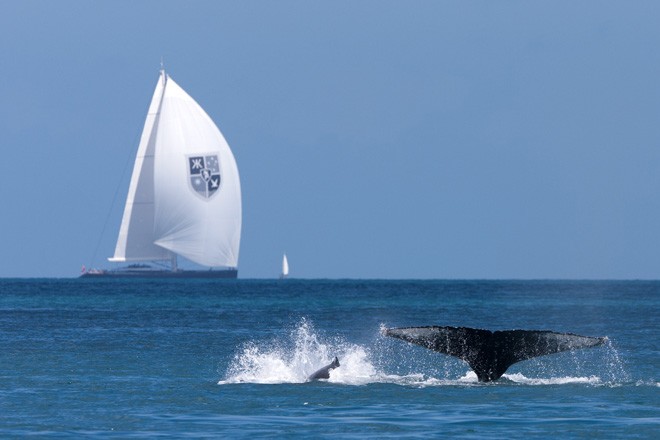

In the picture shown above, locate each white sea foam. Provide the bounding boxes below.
[503,373,602,385]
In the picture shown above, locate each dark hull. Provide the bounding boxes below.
[80,269,238,279]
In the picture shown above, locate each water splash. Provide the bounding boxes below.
[602,338,630,384]
[218,319,627,387]
[219,319,378,384]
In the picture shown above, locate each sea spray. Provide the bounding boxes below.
[602,338,630,384]
[219,319,381,384]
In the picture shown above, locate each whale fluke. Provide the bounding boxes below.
[308,357,340,381]
[384,326,607,382]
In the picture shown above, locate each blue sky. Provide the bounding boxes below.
[1,1,660,278]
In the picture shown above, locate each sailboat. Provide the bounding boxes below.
[280,254,289,279]
[81,68,241,278]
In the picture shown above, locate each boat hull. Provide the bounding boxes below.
[80,269,238,279]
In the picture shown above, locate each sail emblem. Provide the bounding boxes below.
[188,155,221,199]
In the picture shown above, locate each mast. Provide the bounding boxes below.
[160,57,167,86]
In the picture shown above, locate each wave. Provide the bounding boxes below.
[218,319,626,387]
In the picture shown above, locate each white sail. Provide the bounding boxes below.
[110,70,241,269]
[282,254,289,277]
[110,72,170,262]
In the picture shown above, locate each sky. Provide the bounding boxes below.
[1,1,660,279]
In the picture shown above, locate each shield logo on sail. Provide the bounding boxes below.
[188,155,221,199]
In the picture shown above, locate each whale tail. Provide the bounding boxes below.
[384,326,607,382]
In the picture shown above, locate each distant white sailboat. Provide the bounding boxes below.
[281,254,289,279]
[82,67,241,278]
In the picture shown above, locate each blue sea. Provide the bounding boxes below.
[1,279,658,438]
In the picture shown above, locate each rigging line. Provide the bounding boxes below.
[88,119,142,268]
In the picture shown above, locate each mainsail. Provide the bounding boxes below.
[282,254,289,278]
[109,70,241,269]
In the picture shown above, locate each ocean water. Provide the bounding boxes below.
[0,279,657,438]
